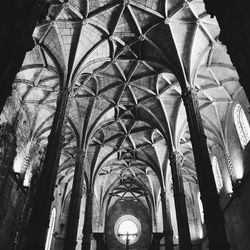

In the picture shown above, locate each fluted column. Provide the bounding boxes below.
[182,87,230,249]
[169,151,192,250]
[23,88,71,250]
[63,150,85,250]
[161,190,174,250]
[81,190,94,250]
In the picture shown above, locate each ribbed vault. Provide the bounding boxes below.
[2,0,248,246]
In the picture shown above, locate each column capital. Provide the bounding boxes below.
[75,149,86,160]
[58,87,75,101]
[58,87,70,96]
[160,190,166,199]
[169,151,184,166]
[182,86,198,98]
[87,189,94,198]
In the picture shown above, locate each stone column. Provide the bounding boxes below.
[63,150,85,250]
[93,233,106,250]
[169,151,192,250]
[0,123,16,195]
[14,189,31,250]
[224,152,236,182]
[161,190,174,250]
[81,190,94,250]
[23,88,71,250]
[150,232,164,250]
[13,170,40,250]
[182,87,230,249]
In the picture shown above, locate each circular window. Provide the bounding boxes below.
[114,215,141,245]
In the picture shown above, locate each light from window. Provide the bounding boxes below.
[45,208,56,250]
[118,219,138,242]
[234,103,250,148]
[212,156,223,193]
[114,215,141,245]
[23,166,32,187]
[197,192,204,224]
[13,154,24,173]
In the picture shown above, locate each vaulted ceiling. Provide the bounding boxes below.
[2,0,245,242]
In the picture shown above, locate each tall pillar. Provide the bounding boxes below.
[150,233,164,250]
[0,123,16,195]
[23,87,71,250]
[169,151,192,250]
[182,87,230,249]
[14,171,40,250]
[93,233,106,250]
[63,150,85,250]
[81,190,93,250]
[161,190,174,250]
[14,189,31,250]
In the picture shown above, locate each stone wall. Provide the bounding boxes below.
[223,143,250,250]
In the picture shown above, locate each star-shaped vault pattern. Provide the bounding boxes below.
[1,0,247,243]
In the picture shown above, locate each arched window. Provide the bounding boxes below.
[45,207,56,250]
[114,215,141,245]
[234,103,250,148]
[212,156,223,193]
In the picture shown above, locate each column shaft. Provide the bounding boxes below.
[161,191,174,250]
[182,88,230,249]
[93,233,107,250]
[150,233,164,250]
[81,190,93,250]
[169,151,192,250]
[63,150,85,250]
[23,88,71,250]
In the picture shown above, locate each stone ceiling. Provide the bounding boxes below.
[2,0,245,241]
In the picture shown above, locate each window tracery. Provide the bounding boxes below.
[234,103,250,148]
